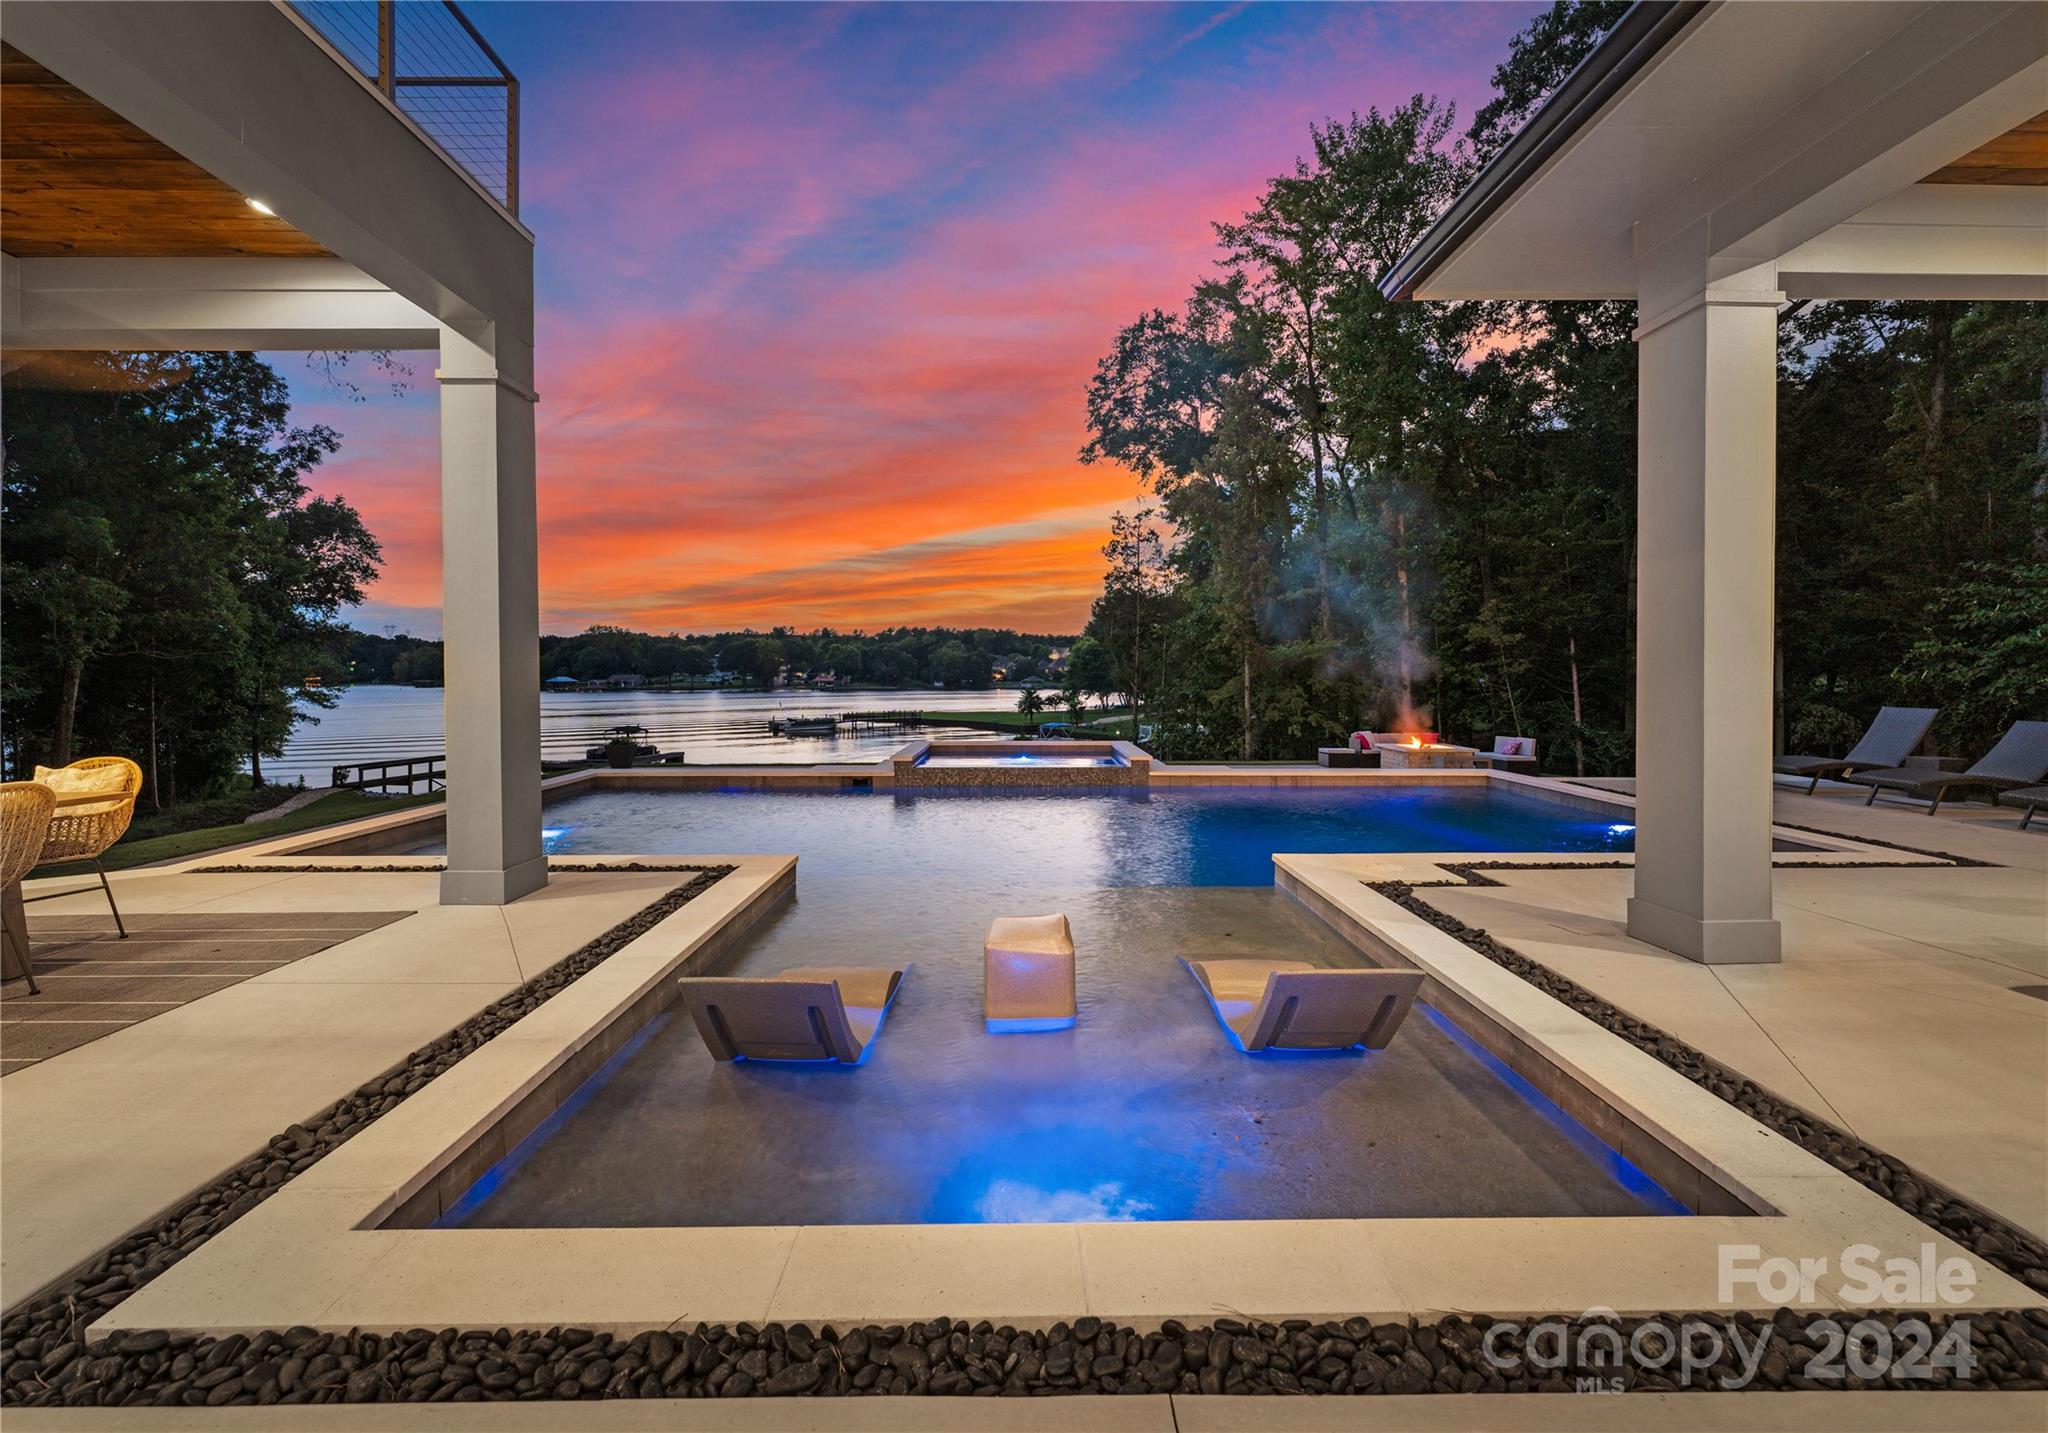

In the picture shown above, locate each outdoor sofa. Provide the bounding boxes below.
[1845,720,2048,814]
[1477,736,1538,769]
[1181,956,1425,1054]
[1773,706,1937,794]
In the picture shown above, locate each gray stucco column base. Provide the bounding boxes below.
[1626,895,1783,965]
[441,855,550,907]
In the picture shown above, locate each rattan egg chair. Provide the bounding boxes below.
[1,780,58,994]
[26,756,142,938]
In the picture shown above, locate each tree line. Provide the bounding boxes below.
[337,625,1074,693]
[3,352,380,805]
[1075,0,2046,769]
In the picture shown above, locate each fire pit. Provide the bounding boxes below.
[1378,737,1480,770]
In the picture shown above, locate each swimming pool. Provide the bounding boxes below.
[491,784,1636,885]
[443,883,1686,1229]
[427,783,1690,1229]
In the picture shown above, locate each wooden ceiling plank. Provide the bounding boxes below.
[0,41,330,258]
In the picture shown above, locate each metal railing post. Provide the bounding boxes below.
[505,76,520,216]
[376,0,396,95]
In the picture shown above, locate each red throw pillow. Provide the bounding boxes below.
[1351,731,1374,751]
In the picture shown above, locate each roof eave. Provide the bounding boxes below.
[1379,0,1709,303]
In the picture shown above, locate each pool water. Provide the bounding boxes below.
[436,785,1686,1230]
[494,784,1635,886]
[917,752,1125,767]
[446,885,1685,1229]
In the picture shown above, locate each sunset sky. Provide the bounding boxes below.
[285,1,1538,639]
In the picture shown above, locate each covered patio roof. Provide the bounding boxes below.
[1383,0,2048,304]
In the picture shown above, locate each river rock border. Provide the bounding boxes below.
[1367,872,2048,1299]
[4,1308,2047,1407]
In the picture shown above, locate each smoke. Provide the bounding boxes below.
[1266,482,1438,728]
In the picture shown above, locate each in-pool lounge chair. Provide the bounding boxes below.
[1999,785,2048,830]
[1846,720,2048,814]
[679,966,905,1065]
[1773,706,1937,794]
[1181,956,1425,1054]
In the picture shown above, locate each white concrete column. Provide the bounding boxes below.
[1625,271,1784,965]
[437,323,545,905]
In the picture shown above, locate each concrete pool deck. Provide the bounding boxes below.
[2,770,2041,1427]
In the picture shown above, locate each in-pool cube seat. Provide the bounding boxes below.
[1181,956,1425,1053]
[679,966,905,1065]
[984,913,1077,1032]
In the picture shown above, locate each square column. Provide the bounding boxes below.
[1626,277,1783,964]
[437,324,545,905]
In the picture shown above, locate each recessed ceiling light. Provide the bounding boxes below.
[246,197,276,217]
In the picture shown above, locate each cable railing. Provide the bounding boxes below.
[287,0,518,215]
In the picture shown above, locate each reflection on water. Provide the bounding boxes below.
[272,684,1053,786]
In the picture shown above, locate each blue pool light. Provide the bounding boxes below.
[433,1012,672,1228]
[1418,1006,1689,1215]
[985,1014,1077,1034]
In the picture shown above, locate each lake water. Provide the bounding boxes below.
[272,685,1055,786]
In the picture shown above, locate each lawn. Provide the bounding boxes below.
[922,705,1133,734]
[50,789,444,874]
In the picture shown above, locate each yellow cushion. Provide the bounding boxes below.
[34,764,132,816]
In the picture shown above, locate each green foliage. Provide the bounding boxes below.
[3,352,379,801]
[1895,564,2048,757]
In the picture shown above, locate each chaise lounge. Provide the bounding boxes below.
[678,966,905,1065]
[1181,956,1425,1053]
[1999,785,2048,830]
[1773,706,1937,794]
[1845,720,2048,815]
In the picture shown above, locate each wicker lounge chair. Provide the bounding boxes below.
[1773,707,1937,794]
[984,913,1076,1032]
[1,781,58,994]
[1846,721,2048,814]
[26,757,142,936]
[1181,956,1425,1053]
[679,965,905,1065]
[1997,785,2048,830]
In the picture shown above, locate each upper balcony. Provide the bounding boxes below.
[284,1,518,216]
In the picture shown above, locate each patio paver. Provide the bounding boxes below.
[0,866,693,1308]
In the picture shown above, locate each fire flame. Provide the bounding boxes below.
[1409,736,1422,749]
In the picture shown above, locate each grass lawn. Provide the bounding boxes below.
[48,789,444,875]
